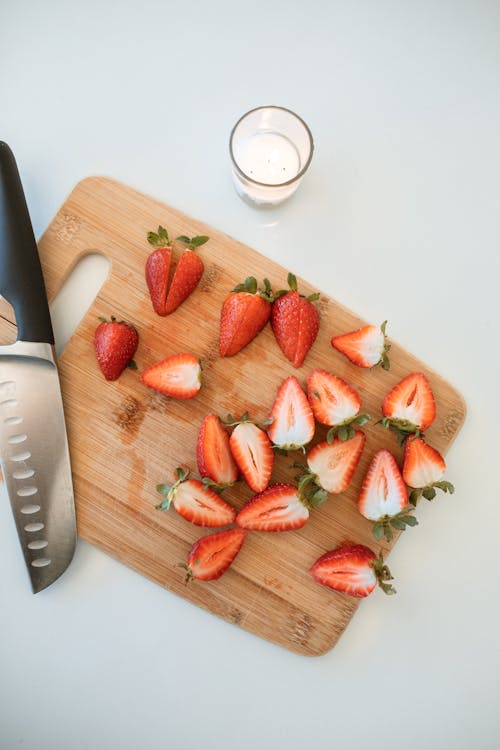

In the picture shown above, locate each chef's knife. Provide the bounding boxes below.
[0,141,76,592]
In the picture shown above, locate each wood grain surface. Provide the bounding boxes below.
[0,177,466,655]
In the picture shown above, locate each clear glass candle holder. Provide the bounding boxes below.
[229,105,314,206]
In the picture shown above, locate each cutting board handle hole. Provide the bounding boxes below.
[50,252,110,356]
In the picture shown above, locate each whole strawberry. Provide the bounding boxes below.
[271,273,320,368]
[94,316,139,381]
[219,277,273,357]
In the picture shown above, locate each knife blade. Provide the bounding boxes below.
[0,141,76,592]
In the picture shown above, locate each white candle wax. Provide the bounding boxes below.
[236,132,301,185]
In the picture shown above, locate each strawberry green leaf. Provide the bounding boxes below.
[156,484,171,495]
[408,489,420,506]
[127,359,138,370]
[175,235,191,244]
[400,515,418,526]
[422,486,437,501]
[190,235,209,247]
[434,480,455,494]
[390,517,406,530]
[287,272,298,291]
[373,522,384,541]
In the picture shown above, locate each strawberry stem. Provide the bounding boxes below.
[377,417,423,446]
[372,506,418,542]
[155,468,189,510]
[379,320,391,371]
[176,235,209,250]
[326,414,371,443]
[407,480,455,505]
[147,225,170,248]
[201,476,237,494]
[371,554,396,595]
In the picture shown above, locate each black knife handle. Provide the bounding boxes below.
[0,142,54,344]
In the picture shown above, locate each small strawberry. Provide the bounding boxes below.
[196,413,239,491]
[306,369,370,441]
[180,528,246,582]
[164,235,208,314]
[296,430,366,497]
[310,544,396,597]
[93,316,139,381]
[219,277,273,357]
[156,468,236,527]
[267,375,315,451]
[236,483,309,532]
[380,371,436,445]
[331,320,390,370]
[141,353,201,399]
[227,414,274,493]
[402,437,454,505]
[271,273,320,368]
[358,449,416,541]
[146,225,172,316]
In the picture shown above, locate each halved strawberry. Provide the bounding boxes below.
[271,273,320,368]
[331,321,390,369]
[156,468,236,526]
[236,483,309,532]
[358,449,416,541]
[164,235,208,314]
[380,371,436,444]
[303,430,366,494]
[141,353,201,399]
[403,437,454,504]
[196,413,239,490]
[146,226,172,316]
[228,417,274,493]
[267,376,315,451]
[219,277,273,357]
[181,528,246,582]
[306,369,370,440]
[310,544,395,597]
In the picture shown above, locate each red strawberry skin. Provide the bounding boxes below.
[220,293,271,357]
[307,369,361,426]
[271,291,319,368]
[94,319,139,381]
[236,483,309,532]
[358,449,408,521]
[310,544,378,598]
[229,422,274,493]
[196,414,239,485]
[267,375,315,449]
[402,437,446,488]
[164,251,204,315]
[145,247,171,316]
[186,528,246,581]
[382,372,436,431]
[307,431,366,494]
[173,479,236,527]
[141,353,201,399]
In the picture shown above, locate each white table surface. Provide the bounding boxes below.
[1,2,499,748]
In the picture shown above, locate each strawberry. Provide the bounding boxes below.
[310,544,396,597]
[358,449,416,541]
[331,321,390,370]
[219,277,273,357]
[164,235,208,314]
[196,413,239,491]
[402,437,454,505]
[306,369,370,441]
[271,273,320,368]
[227,415,274,493]
[267,375,315,451]
[380,371,436,445]
[181,528,246,582]
[93,316,139,381]
[141,353,201,399]
[236,483,309,532]
[299,430,366,496]
[156,468,236,527]
[146,225,172,316]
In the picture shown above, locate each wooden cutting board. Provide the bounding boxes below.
[0,177,466,655]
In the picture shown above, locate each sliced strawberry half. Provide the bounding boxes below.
[310,544,395,597]
[196,414,239,490]
[403,437,454,504]
[305,431,366,494]
[156,468,236,527]
[267,375,315,451]
[236,483,309,532]
[182,528,246,582]
[358,449,416,541]
[141,353,201,399]
[381,371,436,444]
[306,369,370,440]
[331,321,390,369]
[228,419,274,493]
[163,235,208,314]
